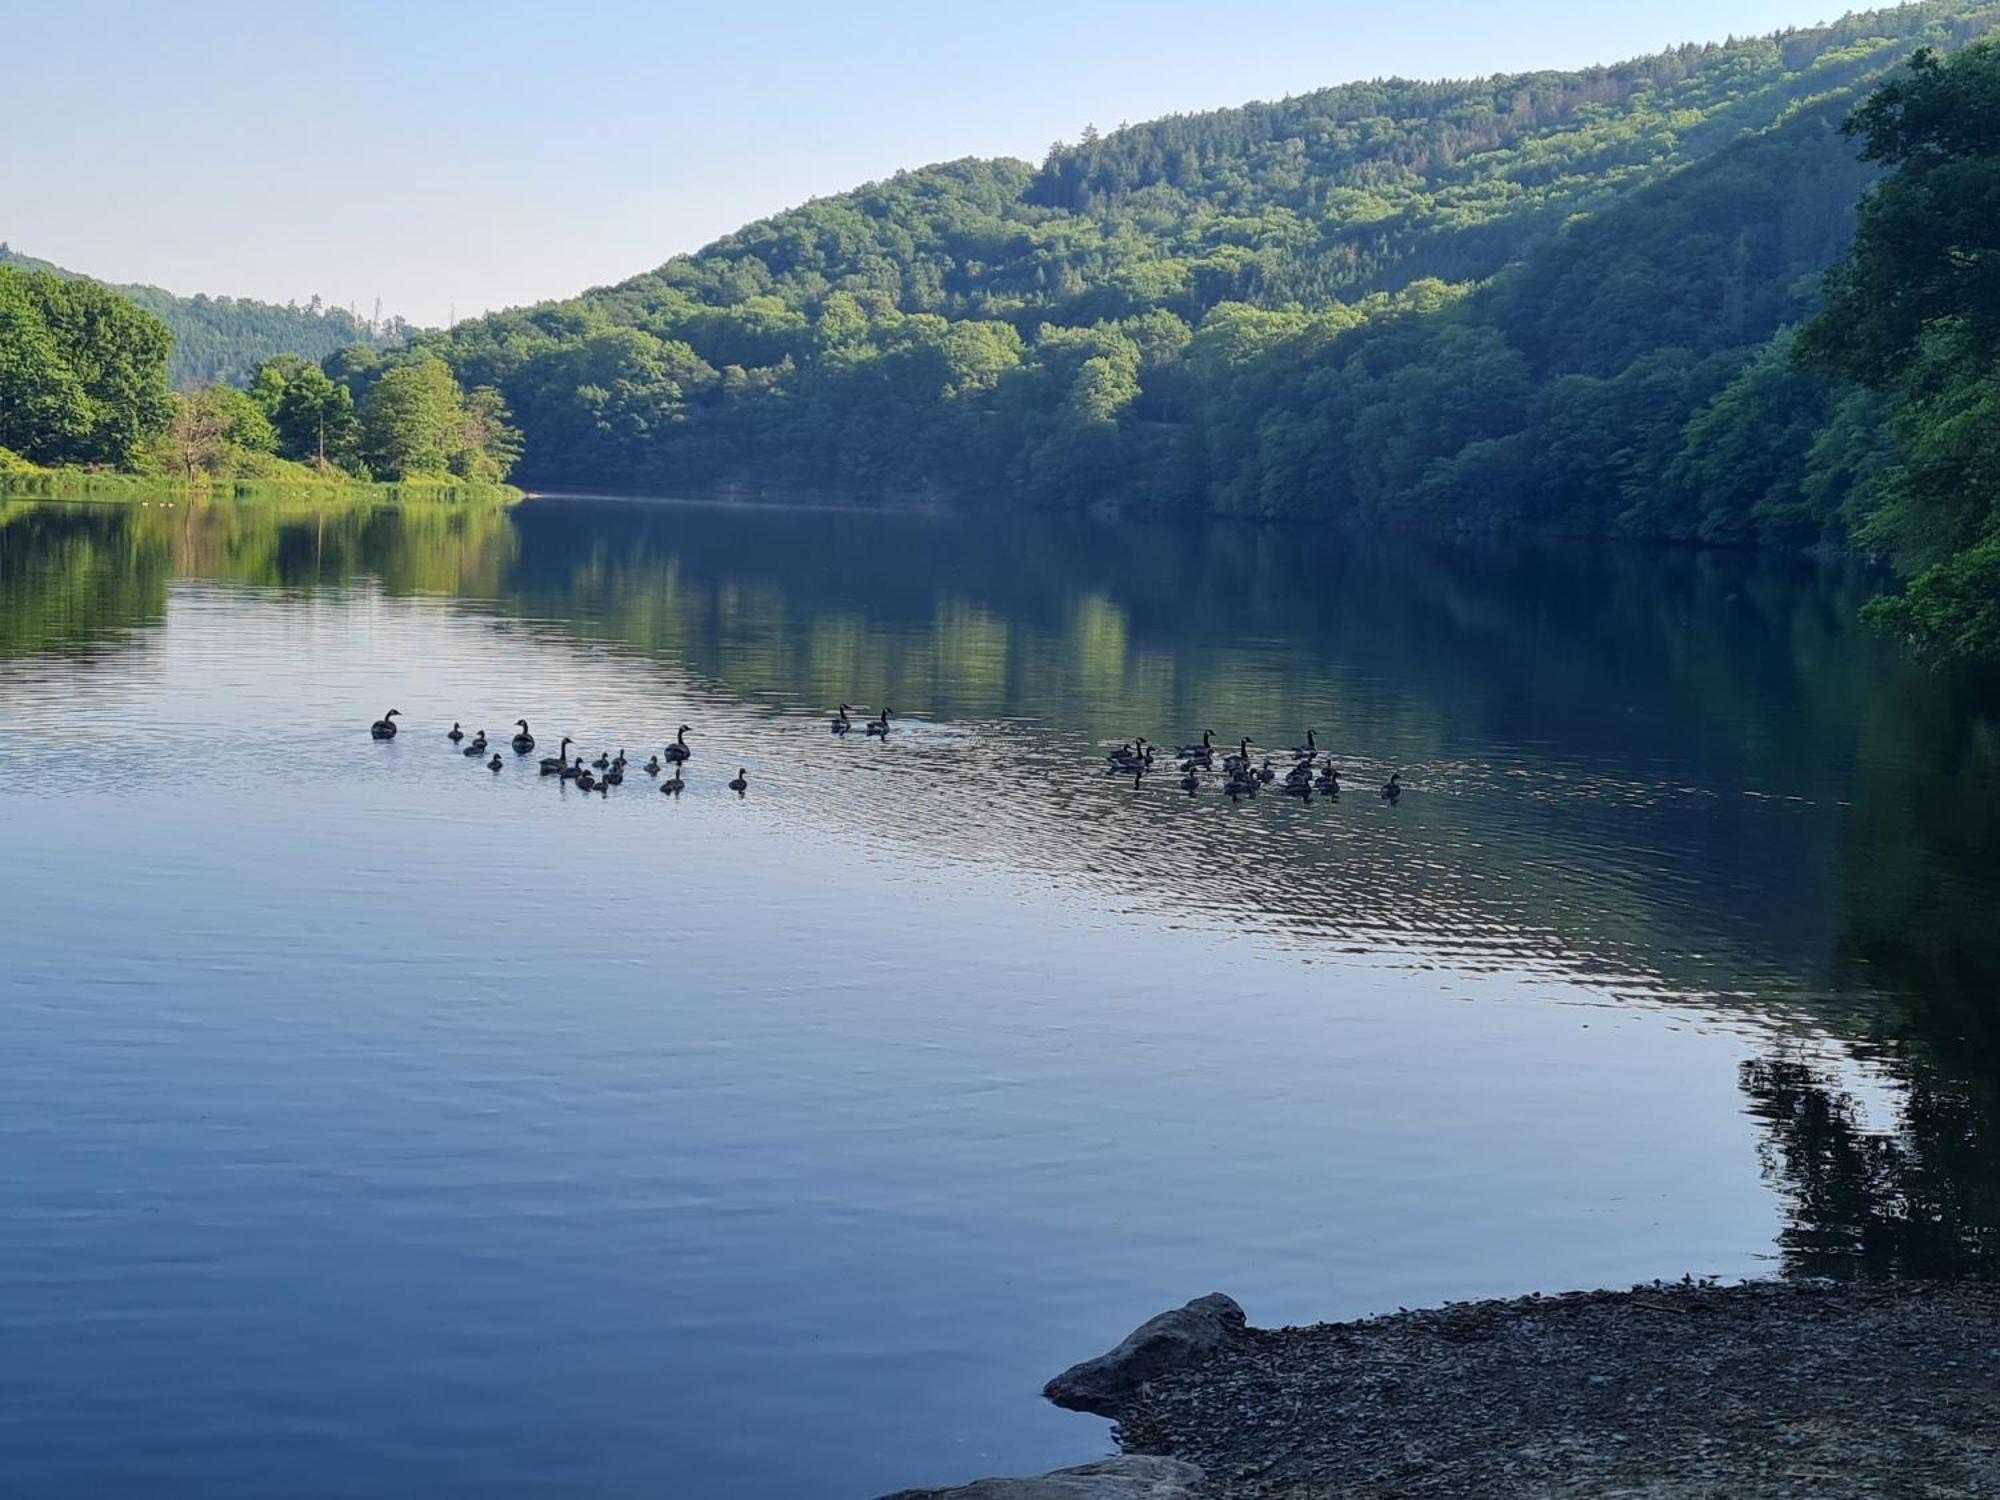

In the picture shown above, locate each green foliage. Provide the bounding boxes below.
[0,244,406,389]
[250,355,360,469]
[0,265,173,466]
[1803,38,2000,659]
[358,351,520,482]
[428,0,1996,536]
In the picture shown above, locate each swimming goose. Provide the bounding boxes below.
[462,731,489,756]
[660,770,685,795]
[664,726,692,764]
[1281,778,1314,799]
[562,756,583,782]
[539,737,573,775]
[575,765,597,792]
[592,751,611,770]
[729,768,749,793]
[1179,767,1202,794]
[1315,763,1341,794]
[369,709,401,739]
[832,705,854,735]
[644,753,662,776]
[613,749,628,769]
[603,763,624,786]
[512,720,535,753]
[1256,758,1277,785]
[487,752,504,771]
[447,722,465,742]
[1291,729,1318,762]
[1176,729,1215,761]
[865,709,894,737]
[1381,772,1402,803]
[1221,738,1253,773]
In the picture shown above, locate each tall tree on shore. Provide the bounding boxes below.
[1799,39,2000,661]
[0,266,172,466]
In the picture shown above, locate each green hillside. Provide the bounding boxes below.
[432,0,1997,532]
[0,244,407,390]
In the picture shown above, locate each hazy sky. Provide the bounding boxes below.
[8,0,1863,324]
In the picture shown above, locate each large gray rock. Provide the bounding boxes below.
[876,1455,1206,1499]
[1042,1294,1247,1417]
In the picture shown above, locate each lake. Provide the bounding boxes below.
[2,492,1996,1498]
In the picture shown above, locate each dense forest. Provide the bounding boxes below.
[0,244,406,390]
[0,264,517,486]
[417,0,1996,656]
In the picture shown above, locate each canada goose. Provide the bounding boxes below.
[832,705,853,734]
[1381,772,1402,803]
[729,768,749,793]
[1292,729,1318,761]
[1284,758,1315,786]
[487,753,504,771]
[591,751,610,770]
[644,754,662,776]
[612,749,628,768]
[664,726,692,764]
[462,731,489,756]
[512,720,535,753]
[369,709,401,739]
[576,766,597,792]
[603,764,624,786]
[1316,763,1341,794]
[539,737,573,775]
[866,709,893,737]
[562,757,583,782]
[1222,738,1253,772]
[1224,773,1260,799]
[660,770,685,795]
[1256,758,1277,785]
[1176,729,1215,759]
[1109,739,1154,772]
[1179,767,1201,794]
[1281,779,1314,799]
[447,722,464,742]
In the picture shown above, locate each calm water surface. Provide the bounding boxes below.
[2,494,1997,1497]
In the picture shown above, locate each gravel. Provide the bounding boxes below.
[1112,1280,2000,1498]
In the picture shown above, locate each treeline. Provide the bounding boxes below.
[0,244,406,390]
[0,264,518,486]
[423,0,1997,658]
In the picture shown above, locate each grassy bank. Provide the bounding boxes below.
[0,457,520,506]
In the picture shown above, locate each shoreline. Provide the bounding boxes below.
[889,1280,2000,1498]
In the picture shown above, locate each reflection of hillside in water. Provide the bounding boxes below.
[6,494,1999,1277]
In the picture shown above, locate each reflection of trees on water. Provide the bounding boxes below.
[1743,1054,1998,1279]
[8,494,2000,1282]
[1745,662,2000,1281]
[0,497,517,660]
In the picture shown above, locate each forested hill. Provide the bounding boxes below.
[0,245,407,390]
[430,0,1997,552]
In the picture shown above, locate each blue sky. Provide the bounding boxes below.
[7,0,1867,324]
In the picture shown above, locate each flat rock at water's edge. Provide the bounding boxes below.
[1042,1294,1247,1417]
[876,1456,1207,1500]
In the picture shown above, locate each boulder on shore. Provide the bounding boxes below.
[876,1455,1206,1500]
[1041,1293,1247,1417]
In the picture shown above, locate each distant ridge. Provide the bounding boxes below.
[0,243,409,390]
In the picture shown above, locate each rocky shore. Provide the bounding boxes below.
[883,1280,2000,1498]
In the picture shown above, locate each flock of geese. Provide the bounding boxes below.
[370,707,1406,805]
[1106,728,1404,803]
[365,705,897,796]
